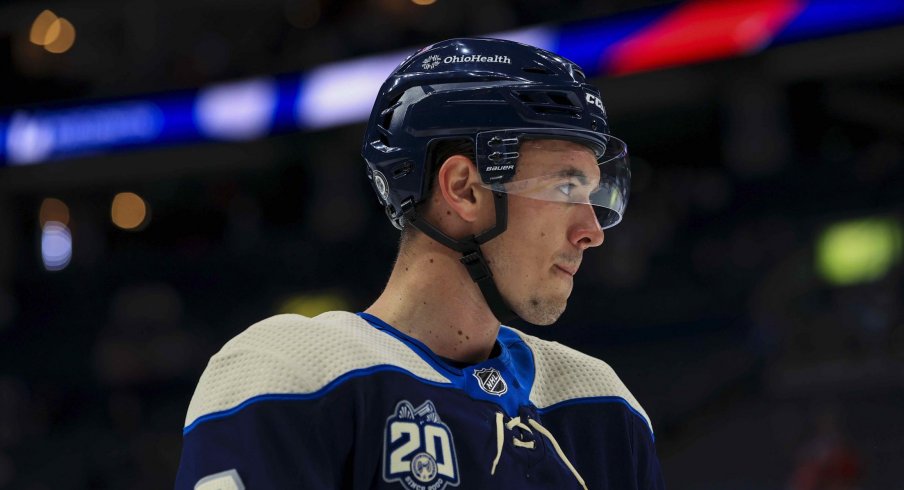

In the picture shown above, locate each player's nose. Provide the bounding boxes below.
[569,204,604,250]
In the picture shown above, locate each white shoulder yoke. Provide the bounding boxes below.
[184,311,450,429]
[514,329,653,434]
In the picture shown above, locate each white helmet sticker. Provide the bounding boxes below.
[420,53,512,71]
[373,170,390,203]
[585,93,604,111]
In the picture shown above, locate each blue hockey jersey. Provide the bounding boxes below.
[176,311,664,489]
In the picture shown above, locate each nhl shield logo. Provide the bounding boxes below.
[472,368,507,396]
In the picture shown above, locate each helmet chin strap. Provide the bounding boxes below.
[400,192,518,324]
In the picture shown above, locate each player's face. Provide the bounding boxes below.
[481,139,605,325]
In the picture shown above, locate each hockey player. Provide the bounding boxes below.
[176,38,665,489]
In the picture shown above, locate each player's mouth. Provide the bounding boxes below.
[554,264,578,277]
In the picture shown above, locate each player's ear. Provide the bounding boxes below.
[436,155,487,223]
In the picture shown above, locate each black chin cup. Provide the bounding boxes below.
[400,193,517,324]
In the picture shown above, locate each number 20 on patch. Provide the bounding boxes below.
[382,400,459,490]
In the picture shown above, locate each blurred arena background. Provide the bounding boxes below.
[1,0,903,488]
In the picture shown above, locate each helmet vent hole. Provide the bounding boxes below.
[514,91,546,103]
[572,67,586,81]
[392,161,413,179]
[513,90,582,117]
[535,106,581,116]
[522,66,552,75]
[386,93,403,107]
[548,92,573,106]
[380,110,394,131]
[377,125,391,146]
[379,94,403,132]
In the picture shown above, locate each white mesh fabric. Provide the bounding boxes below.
[185,311,450,428]
[514,329,653,433]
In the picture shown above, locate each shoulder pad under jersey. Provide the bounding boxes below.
[184,312,451,430]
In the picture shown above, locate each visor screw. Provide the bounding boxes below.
[591,120,598,131]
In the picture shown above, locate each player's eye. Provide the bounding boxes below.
[556,182,577,197]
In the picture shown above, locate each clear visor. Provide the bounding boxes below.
[476,129,630,229]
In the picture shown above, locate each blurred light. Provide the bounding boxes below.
[411,0,437,5]
[6,111,54,164]
[298,51,407,129]
[6,102,164,165]
[28,10,76,54]
[195,78,277,140]
[111,192,149,230]
[775,0,904,45]
[285,0,321,29]
[44,18,76,54]
[277,292,350,317]
[5,0,904,166]
[493,25,556,50]
[43,17,62,46]
[41,221,72,271]
[38,197,70,227]
[29,10,58,46]
[607,0,803,75]
[816,217,903,286]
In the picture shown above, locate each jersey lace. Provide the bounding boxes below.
[490,411,588,490]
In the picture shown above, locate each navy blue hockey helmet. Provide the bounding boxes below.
[362,37,629,323]
[362,37,629,231]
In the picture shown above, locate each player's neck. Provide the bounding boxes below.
[365,242,500,364]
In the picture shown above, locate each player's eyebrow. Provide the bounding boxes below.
[551,167,595,186]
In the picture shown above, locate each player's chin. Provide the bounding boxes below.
[516,295,568,326]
